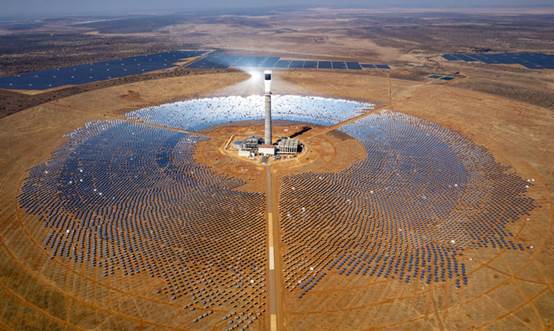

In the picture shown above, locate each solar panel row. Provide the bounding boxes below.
[443,52,554,69]
[318,61,331,69]
[360,63,391,69]
[0,50,204,90]
[429,74,455,81]
[289,60,304,69]
[346,62,362,70]
[274,60,291,68]
[186,52,388,72]
[186,52,241,69]
[331,61,346,69]
[0,50,392,91]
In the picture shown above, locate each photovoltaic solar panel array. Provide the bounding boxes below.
[443,52,554,69]
[361,63,391,69]
[429,74,455,81]
[0,50,391,91]
[187,52,390,71]
[0,51,205,90]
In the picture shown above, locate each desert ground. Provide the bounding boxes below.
[0,7,553,330]
[0,69,552,329]
[1,8,553,119]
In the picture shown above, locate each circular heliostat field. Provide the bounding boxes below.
[16,95,536,330]
[280,112,534,295]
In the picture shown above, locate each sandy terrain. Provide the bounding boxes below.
[195,122,368,193]
[0,70,552,330]
[2,9,553,121]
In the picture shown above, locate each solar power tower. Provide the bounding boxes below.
[264,70,272,145]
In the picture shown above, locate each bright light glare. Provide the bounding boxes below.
[247,69,262,82]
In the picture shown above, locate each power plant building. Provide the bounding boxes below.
[234,70,301,160]
[277,137,300,155]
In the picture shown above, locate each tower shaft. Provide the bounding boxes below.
[264,93,272,145]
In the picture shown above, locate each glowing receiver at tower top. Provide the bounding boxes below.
[264,70,272,94]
